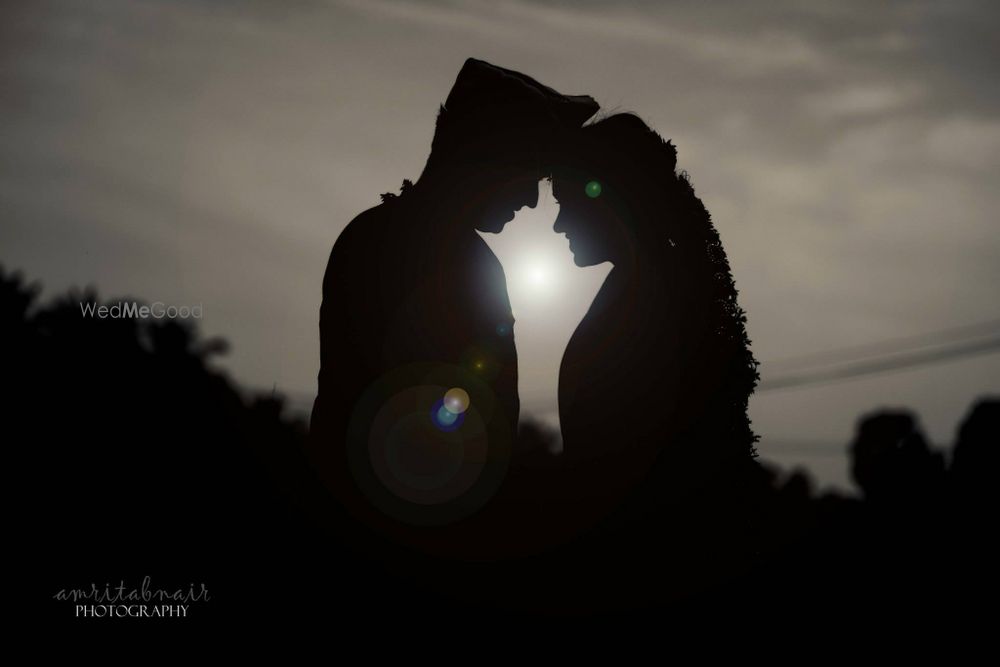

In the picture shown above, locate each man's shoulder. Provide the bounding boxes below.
[320,203,392,298]
[321,196,423,298]
[332,202,393,255]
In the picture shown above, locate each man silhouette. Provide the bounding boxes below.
[309,58,597,545]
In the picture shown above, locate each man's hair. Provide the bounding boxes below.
[424,103,548,176]
[422,58,597,177]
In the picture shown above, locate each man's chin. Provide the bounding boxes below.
[474,218,509,234]
[572,252,601,268]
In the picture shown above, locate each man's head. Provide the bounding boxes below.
[422,58,598,233]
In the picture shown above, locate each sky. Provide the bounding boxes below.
[2,0,998,491]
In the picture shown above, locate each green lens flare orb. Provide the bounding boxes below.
[585,180,602,198]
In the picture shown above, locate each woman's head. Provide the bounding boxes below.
[549,113,678,267]
[551,113,760,459]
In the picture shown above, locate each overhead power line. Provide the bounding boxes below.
[765,318,1000,372]
[281,319,1000,409]
[759,334,1000,392]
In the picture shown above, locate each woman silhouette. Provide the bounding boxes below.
[547,113,761,532]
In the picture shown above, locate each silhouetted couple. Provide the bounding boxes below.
[309,58,760,569]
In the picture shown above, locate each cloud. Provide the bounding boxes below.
[924,116,1000,169]
[802,83,926,119]
[334,0,830,74]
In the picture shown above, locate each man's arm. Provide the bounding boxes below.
[311,209,386,441]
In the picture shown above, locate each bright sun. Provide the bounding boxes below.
[476,179,612,437]
[528,263,550,287]
[515,256,561,298]
[477,180,577,306]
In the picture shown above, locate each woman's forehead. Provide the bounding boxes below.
[549,174,587,203]
[550,164,590,186]
[549,172,571,191]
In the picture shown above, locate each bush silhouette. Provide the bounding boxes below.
[7,264,997,630]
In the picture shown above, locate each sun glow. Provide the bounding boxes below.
[477,180,612,446]
[525,259,555,291]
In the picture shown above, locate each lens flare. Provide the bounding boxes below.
[431,398,465,431]
[341,364,512,529]
[436,404,459,426]
[443,387,470,414]
[585,180,602,198]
